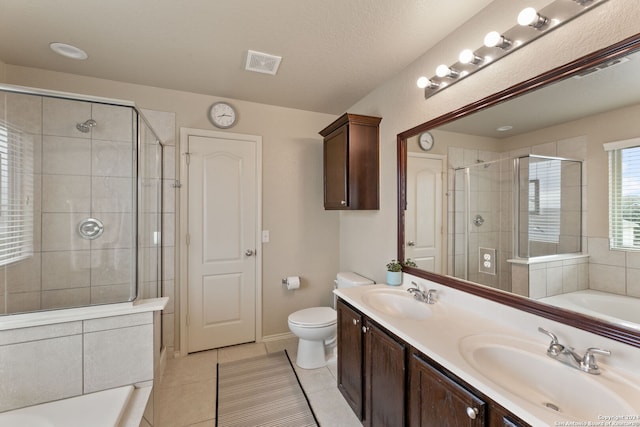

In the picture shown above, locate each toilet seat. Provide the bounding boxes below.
[288,307,336,328]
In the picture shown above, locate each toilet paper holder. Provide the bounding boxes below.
[282,276,301,290]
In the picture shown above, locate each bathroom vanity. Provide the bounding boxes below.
[335,279,640,426]
[337,298,526,426]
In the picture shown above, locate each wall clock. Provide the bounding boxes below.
[418,131,434,151]
[208,102,237,129]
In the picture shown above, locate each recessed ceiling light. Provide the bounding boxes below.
[497,125,513,132]
[49,42,88,60]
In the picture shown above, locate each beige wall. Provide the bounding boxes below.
[2,67,339,340]
[341,0,640,284]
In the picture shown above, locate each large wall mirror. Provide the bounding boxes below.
[398,33,640,348]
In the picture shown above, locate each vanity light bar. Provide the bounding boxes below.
[418,0,609,99]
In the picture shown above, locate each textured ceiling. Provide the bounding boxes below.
[0,0,493,114]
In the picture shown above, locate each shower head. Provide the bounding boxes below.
[76,119,97,133]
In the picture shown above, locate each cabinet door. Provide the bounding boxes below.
[337,300,364,419]
[409,353,486,427]
[324,125,349,209]
[364,320,406,427]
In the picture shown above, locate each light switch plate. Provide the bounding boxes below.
[262,230,270,243]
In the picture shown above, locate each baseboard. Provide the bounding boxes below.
[261,331,296,342]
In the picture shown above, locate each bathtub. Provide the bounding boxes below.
[0,385,138,427]
[540,290,640,331]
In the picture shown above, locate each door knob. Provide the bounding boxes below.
[245,249,255,256]
[407,240,415,246]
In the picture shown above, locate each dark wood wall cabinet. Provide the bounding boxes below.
[336,298,530,427]
[320,113,381,210]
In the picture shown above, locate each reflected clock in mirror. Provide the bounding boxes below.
[398,33,640,348]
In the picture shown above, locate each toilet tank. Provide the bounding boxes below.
[335,272,374,289]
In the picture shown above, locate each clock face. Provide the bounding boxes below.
[418,132,434,151]
[209,102,237,129]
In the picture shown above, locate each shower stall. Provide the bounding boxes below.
[453,155,582,293]
[0,85,162,315]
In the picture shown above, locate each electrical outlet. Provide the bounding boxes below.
[262,230,270,243]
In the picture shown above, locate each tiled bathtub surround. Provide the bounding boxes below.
[0,299,166,413]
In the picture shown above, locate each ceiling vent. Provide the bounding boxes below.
[245,50,282,75]
[573,56,630,79]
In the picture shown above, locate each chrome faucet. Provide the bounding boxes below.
[538,327,611,375]
[408,282,437,304]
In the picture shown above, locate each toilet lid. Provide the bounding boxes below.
[289,307,337,327]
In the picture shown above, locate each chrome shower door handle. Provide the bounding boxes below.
[78,218,104,240]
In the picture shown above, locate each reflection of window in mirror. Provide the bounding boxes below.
[529,160,561,244]
[528,179,540,215]
[606,141,640,249]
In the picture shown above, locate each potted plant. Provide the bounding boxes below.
[386,259,417,286]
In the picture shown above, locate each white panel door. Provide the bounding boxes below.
[186,132,259,353]
[405,155,443,273]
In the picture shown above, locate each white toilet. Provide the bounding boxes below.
[288,272,374,369]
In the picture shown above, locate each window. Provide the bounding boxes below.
[528,159,561,243]
[0,123,34,266]
[605,138,640,250]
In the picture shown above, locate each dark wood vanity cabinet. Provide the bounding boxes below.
[337,299,406,426]
[364,321,406,426]
[336,298,530,427]
[337,300,365,419]
[320,113,381,210]
[409,352,486,426]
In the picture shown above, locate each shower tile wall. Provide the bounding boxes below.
[1,94,135,313]
[448,147,513,292]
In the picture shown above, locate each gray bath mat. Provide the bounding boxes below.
[216,350,319,427]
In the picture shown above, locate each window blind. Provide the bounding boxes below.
[607,142,640,250]
[528,159,561,243]
[0,123,34,266]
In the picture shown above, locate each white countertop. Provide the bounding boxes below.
[334,278,640,426]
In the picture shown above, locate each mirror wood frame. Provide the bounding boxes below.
[397,32,640,349]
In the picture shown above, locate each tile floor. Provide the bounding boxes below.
[153,338,361,426]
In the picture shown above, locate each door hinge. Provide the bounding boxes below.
[172,179,182,188]
[184,152,191,165]
[186,233,191,245]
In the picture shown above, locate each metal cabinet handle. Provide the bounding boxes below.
[362,326,368,333]
[352,318,360,325]
[340,200,347,206]
[466,407,478,419]
[245,249,255,256]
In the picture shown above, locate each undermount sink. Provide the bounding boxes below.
[459,334,640,422]
[360,288,432,320]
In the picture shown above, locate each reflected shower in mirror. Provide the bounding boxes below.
[399,34,640,345]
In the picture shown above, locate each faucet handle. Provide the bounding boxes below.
[538,327,564,356]
[581,347,611,374]
[426,289,437,304]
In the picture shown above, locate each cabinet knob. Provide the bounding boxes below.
[466,407,479,419]
[362,326,368,333]
[352,318,359,325]
[340,200,347,206]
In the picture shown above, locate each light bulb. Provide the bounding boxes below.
[459,49,482,65]
[436,64,459,78]
[518,7,548,29]
[484,31,512,49]
[416,76,429,89]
